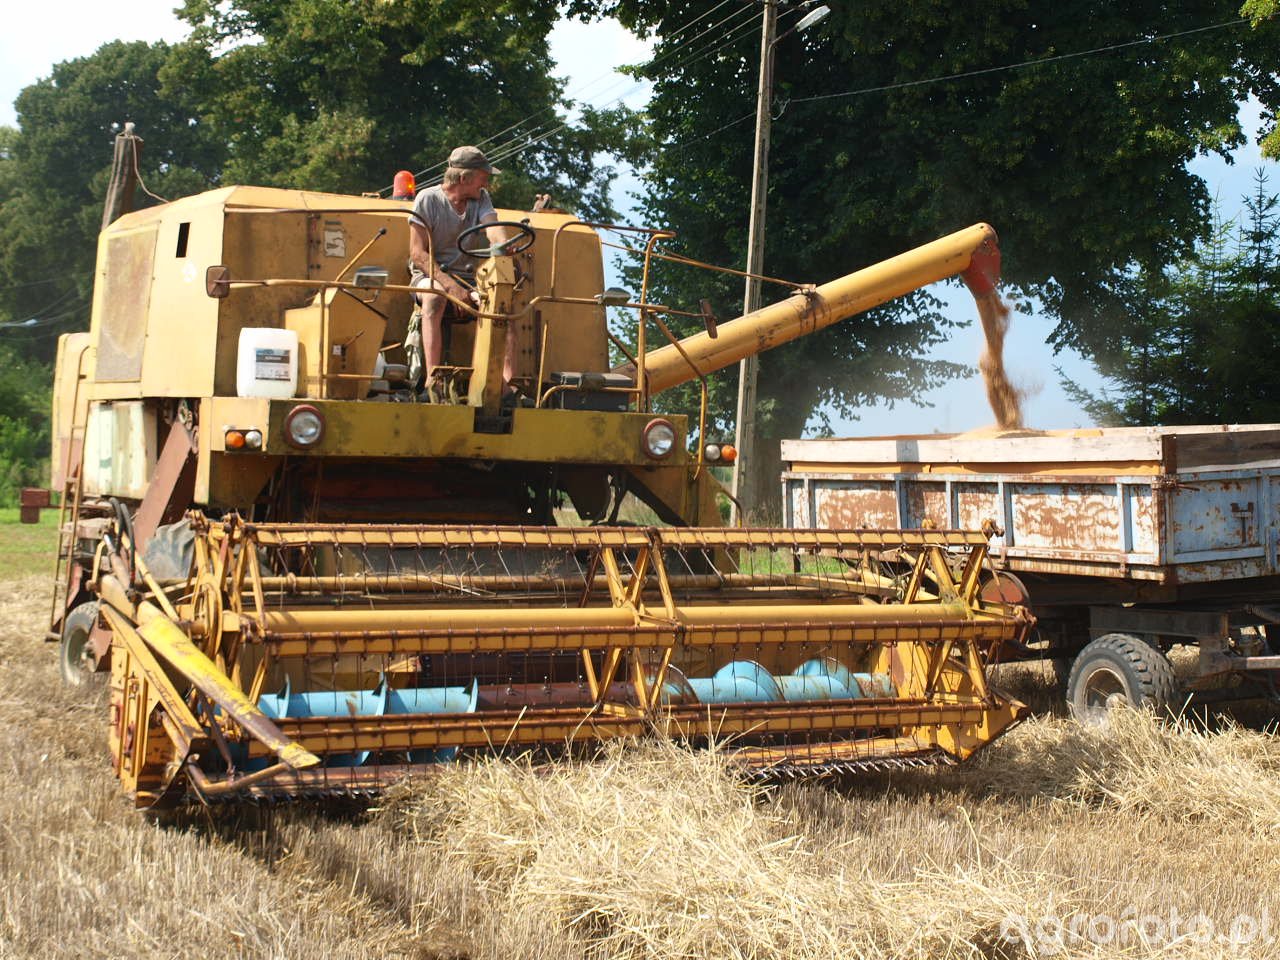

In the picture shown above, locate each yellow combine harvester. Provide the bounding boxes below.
[39,173,1031,807]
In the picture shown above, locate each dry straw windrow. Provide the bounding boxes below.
[3,574,1279,960]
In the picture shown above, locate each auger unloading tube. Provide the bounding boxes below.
[632,223,1000,393]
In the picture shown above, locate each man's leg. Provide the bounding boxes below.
[421,291,447,371]
[411,276,449,374]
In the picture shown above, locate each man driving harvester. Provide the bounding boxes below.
[407,145,516,399]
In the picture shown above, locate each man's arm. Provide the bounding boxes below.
[473,193,514,253]
[409,222,471,301]
[481,212,516,252]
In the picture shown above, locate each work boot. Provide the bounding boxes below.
[425,370,450,405]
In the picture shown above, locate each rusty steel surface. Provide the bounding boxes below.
[783,460,1280,586]
[98,515,1031,806]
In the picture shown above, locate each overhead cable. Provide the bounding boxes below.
[677,16,1256,147]
[388,1,763,194]
[425,4,786,186]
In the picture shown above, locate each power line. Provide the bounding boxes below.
[789,17,1252,106]
[0,277,71,294]
[426,4,780,187]
[673,16,1256,148]
[15,285,80,321]
[442,4,762,181]
[0,300,89,331]
[0,312,86,340]
[471,0,742,157]
[389,2,762,194]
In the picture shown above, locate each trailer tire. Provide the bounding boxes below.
[1067,633,1179,724]
[60,601,103,688]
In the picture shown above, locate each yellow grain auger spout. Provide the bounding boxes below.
[628,223,1002,393]
[37,174,1028,808]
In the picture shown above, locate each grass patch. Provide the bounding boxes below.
[0,506,59,582]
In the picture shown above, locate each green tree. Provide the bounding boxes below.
[1068,170,1280,424]
[0,41,222,363]
[1243,0,1280,158]
[580,0,1280,513]
[169,0,626,214]
[0,344,52,504]
[0,10,632,493]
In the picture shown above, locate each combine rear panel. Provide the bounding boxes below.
[106,517,1030,807]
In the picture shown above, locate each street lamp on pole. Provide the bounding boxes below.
[730,0,829,524]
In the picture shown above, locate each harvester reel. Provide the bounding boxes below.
[88,516,1032,805]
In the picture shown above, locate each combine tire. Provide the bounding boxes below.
[1067,632,1178,724]
[60,601,102,687]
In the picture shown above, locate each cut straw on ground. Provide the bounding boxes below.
[3,574,1278,959]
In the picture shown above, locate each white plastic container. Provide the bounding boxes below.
[236,328,299,398]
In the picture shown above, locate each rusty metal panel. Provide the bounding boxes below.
[82,401,156,499]
[904,481,948,528]
[1126,483,1159,556]
[1008,482,1121,552]
[812,481,899,529]
[783,477,811,527]
[953,482,999,532]
[782,433,1280,585]
[94,227,157,382]
[1169,474,1261,556]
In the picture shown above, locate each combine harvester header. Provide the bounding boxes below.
[37,141,1029,806]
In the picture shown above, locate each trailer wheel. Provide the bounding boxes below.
[1067,632,1179,723]
[60,601,103,687]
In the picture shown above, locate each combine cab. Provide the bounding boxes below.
[40,157,1031,806]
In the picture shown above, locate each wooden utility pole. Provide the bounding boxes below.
[731,0,777,524]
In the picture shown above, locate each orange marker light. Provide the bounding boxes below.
[225,430,246,450]
[719,444,737,464]
[392,170,416,200]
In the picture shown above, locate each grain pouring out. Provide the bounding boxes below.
[955,224,1025,430]
[975,291,1025,430]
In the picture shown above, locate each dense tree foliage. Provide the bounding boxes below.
[168,0,625,211]
[0,345,52,504]
[0,41,221,364]
[0,1,625,365]
[3,1,1279,511]
[582,0,1280,513]
[1065,172,1280,424]
[1244,0,1280,158]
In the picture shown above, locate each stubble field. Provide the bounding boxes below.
[2,515,1279,960]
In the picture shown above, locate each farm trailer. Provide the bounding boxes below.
[781,426,1280,718]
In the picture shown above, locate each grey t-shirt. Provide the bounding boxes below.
[408,185,496,282]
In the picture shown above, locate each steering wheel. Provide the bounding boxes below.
[456,220,537,258]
